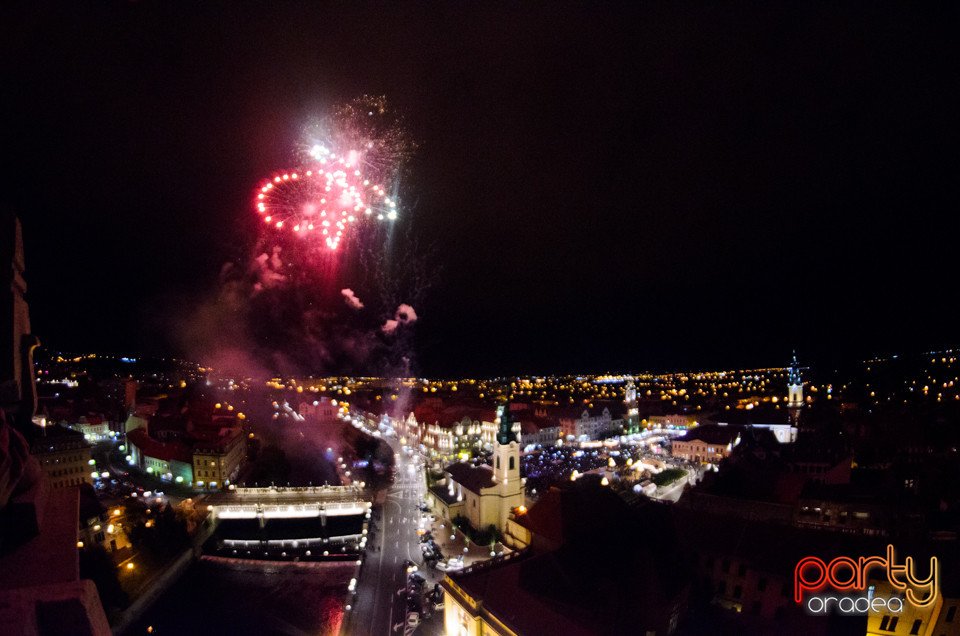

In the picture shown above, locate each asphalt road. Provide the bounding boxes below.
[347,443,441,635]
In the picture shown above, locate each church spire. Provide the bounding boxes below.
[496,402,517,445]
[788,350,802,387]
[787,351,804,413]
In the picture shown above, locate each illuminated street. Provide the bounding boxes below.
[347,439,435,635]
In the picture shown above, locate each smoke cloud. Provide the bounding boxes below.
[252,247,285,291]
[381,303,417,334]
[341,289,364,310]
[396,304,417,323]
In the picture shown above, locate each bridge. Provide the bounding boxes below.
[205,485,371,520]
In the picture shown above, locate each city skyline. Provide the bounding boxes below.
[5,4,958,377]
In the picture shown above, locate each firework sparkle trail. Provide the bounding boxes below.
[253,96,412,251]
[254,147,397,250]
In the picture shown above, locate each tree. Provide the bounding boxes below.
[249,445,292,484]
[79,545,128,611]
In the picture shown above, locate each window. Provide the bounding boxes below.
[757,578,767,592]
[909,619,922,635]
[733,585,742,599]
[496,457,500,469]
[717,581,726,595]
[752,601,761,615]
[509,457,515,470]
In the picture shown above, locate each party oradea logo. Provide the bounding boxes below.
[795,545,938,615]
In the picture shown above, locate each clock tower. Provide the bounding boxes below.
[787,352,804,424]
[493,404,524,529]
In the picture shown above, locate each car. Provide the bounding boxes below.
[406,613,421,628]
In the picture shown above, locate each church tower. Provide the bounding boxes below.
[787,352,804,423]
[494,404,520,485]
[624,376,639,434]
[494,404,524,528]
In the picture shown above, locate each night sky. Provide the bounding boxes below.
[3,3,958,377]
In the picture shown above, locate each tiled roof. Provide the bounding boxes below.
[127,428,192,464]
[428,484,459,506]
[446,462,496,494]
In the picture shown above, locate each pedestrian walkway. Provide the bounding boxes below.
[423,516,510,570]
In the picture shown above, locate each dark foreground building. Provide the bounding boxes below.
[442,482,689,635]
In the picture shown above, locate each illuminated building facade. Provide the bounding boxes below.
[299,398,337,421]
[67,415,112,441]
[671,426,742,464]
[29,425,93,489]
[551,405,619,441]
[193,430,245,491]
[647,413,697,430]
[127,428,193,483]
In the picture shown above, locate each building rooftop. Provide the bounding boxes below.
[27,425,88,454]
[446,462,496,494]
[428,484,459,506]
[715,407,792,426]
[127,428,192,464]
[675,425,742,445]
[513,483,630,549]
[448,483,689,635]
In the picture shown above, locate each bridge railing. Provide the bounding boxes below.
[232,485,362,496]
[213,501,370,519]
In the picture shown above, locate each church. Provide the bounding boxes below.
[427,405,525,535]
